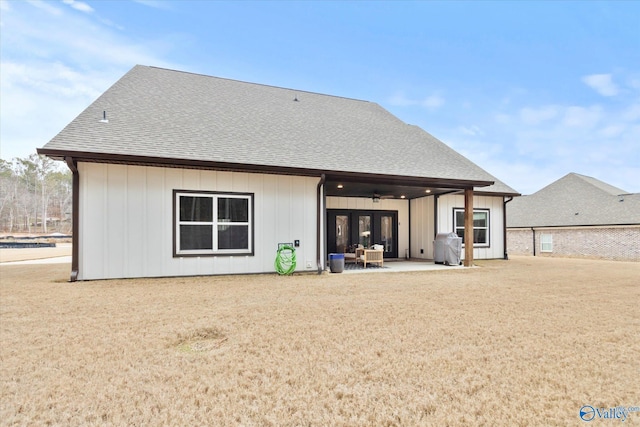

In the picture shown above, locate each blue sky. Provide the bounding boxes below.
[1,0,639,194]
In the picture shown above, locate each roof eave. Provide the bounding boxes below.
[37,148,496,190]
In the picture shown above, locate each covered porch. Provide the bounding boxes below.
[321,173,483,269]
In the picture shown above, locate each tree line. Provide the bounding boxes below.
[0,154,72,234]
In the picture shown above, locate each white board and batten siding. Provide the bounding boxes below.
[78,162,319,280]
[409,196,436,259]
[326,197,410,259]
[411,194,505,260]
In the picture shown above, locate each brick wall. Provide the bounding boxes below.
[507,226,640,261]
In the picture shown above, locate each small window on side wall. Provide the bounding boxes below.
[174,190,254,256]
[540,234,553,252]
[453,208,490,247]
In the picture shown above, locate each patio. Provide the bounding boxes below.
[332,259,464,274]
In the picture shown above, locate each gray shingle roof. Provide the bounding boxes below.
[507,173,640,227]
[40,65,517,194]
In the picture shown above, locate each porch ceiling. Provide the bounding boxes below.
[324,180,461,200]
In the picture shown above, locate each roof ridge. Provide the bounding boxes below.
[569,172,627,195]
[144,64,372,104]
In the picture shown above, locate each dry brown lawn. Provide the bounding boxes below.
[1,257,639,426]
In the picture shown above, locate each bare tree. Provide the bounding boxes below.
[0,155,71,234]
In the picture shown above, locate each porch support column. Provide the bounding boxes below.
[464,188,474,267]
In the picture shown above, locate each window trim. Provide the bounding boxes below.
[173,190,255,257]
[453,208,490,248]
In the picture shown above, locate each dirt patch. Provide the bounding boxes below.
[174,327,228,353]
[1,257,639,426]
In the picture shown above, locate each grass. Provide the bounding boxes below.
[1,256,639,426]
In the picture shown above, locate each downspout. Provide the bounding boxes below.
[407,199,411,259]
[503,196,513,260]
[316,174,326,274]
[531,227,536,256]
[64,156,79,282]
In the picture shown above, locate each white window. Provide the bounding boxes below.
[540,234,553,252]
[454,208,490,247]
[174,191,253,256]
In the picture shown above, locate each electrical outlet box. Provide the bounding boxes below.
[420,248,424,254]
[294,240,300,247]
[306,260,312,268]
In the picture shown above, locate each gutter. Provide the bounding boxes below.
[317,174,326,274]
[503,196,513,260]
[64,157,79,282]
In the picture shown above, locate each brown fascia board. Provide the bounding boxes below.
[37,148,497,191]
[477,190,522,197]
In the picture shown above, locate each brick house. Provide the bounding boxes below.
[507,173,640,261]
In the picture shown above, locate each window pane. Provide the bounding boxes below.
[218,198,249,222]
[456,229,465,243]
[180,196,213,222]
[474,229,487,244]
[456,211,465,226]
[180,225,213,250]
[473,212,487,227]
[218,225,249,249]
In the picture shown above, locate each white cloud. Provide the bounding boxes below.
[62,0,94,13]
[562,105,603,127]
[132,0,172,9]
[388,92,415,107]
[421,94,444,110]
[598,124,625,138]
[622,103,640,121]
[25,0,62,16]
[582,73,619,97]
[458,125,483,136]
[388,91,444,111]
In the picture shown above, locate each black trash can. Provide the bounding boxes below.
[329,253,345,273]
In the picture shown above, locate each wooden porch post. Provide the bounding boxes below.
[464,188,474,267]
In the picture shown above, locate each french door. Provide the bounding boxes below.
[327,210,398,258]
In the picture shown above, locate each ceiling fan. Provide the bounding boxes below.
[372,191,395,202]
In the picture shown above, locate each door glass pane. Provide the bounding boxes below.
[381,215,393,254]
[336,215,349,253]
[359,215,371,247]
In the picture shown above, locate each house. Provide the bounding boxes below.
[38,65,519,281]
[507,173,640,261]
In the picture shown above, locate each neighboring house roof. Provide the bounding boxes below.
[507,173,640,227]
[38,65,518,195]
